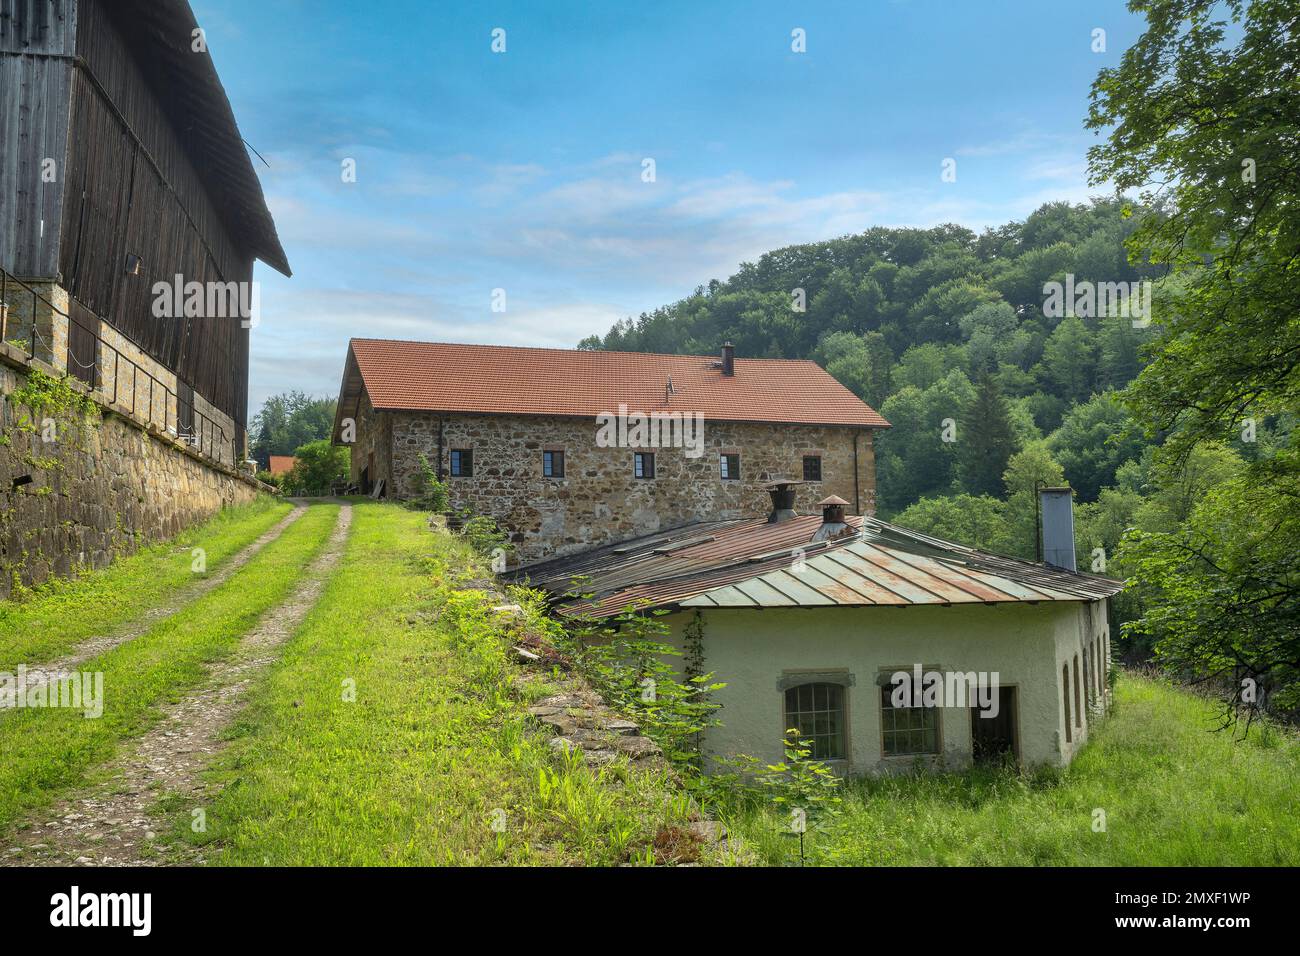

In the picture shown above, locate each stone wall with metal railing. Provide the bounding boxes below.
[0,343,262,599]
[1,268,237,468]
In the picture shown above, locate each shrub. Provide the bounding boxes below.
[282,439,348,495]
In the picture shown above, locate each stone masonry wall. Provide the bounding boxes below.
[97,321,178,436]
[369,409,878,565]
[2,279,69,372]
[0,349,260,600]
[346,392,391,491]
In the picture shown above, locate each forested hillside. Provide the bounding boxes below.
[579,197,1295,665]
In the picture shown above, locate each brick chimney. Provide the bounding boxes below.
[721,341,735,376]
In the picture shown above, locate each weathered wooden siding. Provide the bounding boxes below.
[4,0,267,429]
[0,0,75,277]
[55,0,251,427]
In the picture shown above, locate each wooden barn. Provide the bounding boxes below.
[0,0,290,464]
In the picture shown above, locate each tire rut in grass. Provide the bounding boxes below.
[1,504,352,867]
[5,505,307,695]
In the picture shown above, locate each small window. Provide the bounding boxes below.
[720,453,740,480]
[450,448,473,477]
[1073,655,1082,728]
[881,685,939,756]
[1063,664,1072,743]
[543,449,565,478]
[803,455,822,481]
[634,451,655,479]
[784,682,845,761]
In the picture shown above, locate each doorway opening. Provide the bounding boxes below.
[972,686,1018,764]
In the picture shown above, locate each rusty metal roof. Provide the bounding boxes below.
[512,515,1123,618]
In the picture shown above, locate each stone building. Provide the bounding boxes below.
[332,338,890,563]
[0,0,286,595]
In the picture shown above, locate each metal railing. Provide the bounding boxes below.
[0,265,231,464]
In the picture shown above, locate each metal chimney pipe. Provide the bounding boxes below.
[766,480,800,523]
[1039,486,1077,571]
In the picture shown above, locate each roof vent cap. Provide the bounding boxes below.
[812,495,852,541]
[764,479,803,523]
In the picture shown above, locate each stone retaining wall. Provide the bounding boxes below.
[0,346,261,600]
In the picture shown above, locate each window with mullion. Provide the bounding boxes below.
[880,685,939,755]
[720,452,740,480]
[783,682,845,760]
[634,451,655,479]
[450,448,474,477]
[543,449,565,477]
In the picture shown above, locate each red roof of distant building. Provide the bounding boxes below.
[338,339,889,429]
[268,455,296,476]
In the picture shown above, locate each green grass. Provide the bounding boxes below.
[0,504,340,833]
[723,675,1300,866]
[0,496,293,666]
[176,501,706,866]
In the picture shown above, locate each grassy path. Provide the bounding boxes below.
[173,501,707,866]
[9,506,307,702]
[725,675,1300,866]
[0,503,341,843]
[0,496,296,667]
[1,505,353,866]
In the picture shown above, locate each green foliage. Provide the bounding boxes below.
[1000,442,1067,559]
[580,197,1160,523]
[459,513,509,558]
[282,439,348,496]
[753,730,843,821]
[811,331,892,408]
[562,599,724,774]
[6,369,98,421]
[1088,0,1300,457]
[1120,446,1300,718]
[1086,0,1300,711]
[1038,317,1098,405]
[893,493,1013,555]
[1047,392,1144,501]
[410,453,449,513]
[249,391,336,469]
[722,675,1300,866]
[875,370,975,513]
[957,374,1019,498]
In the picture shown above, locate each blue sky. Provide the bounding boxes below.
[192,0,1146,412]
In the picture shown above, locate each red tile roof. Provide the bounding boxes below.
[267,455,297,476]
[344,338,889,428]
